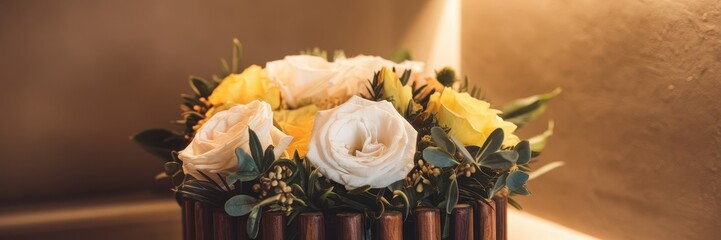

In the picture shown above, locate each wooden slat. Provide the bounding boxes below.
[493,195,508,240]
[261,211,285,240]
[182,199,195,240]
[235,215,249,240]
[299,212,325,240]
[474,200,496,240]
[451,204,474,240]
[212,208,234,240]
[414,208,441,240]
[193,201,213,240]
[336,212,363,240]
[375,211,403,240]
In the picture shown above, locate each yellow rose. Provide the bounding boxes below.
[427,87,519,147]
[273,104,319,156]
[208,65,281,110]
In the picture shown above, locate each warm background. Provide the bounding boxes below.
[1,0,720,239]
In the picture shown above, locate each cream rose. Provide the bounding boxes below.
[306,96,417,189]
[266,55,424,108]
[178,101,292,184]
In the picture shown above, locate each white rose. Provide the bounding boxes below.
[266,55,340,108]
[266,55,424,108]
[306,96,418,189]
[178,101,292,184]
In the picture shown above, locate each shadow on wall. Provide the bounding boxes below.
[462,1,721,240]
[0,0,433,205]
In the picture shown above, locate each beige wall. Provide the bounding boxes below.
[0,0,419,203]
[462,1,721,239]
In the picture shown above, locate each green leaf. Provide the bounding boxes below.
[529,121,555,156]
[489,173,508,198]
[348,185,372,195]
[390,49,412,63]
[506,171,529,193]
[392,190,411,219]
[473,128,505,162]
[515,140,531,165]
[262,145,276,172]
[247,206,262,239]
[528,161,564,180]
[164,161,182,174]
[445,177,459,214]
[235,147,259,173]
[499,88,561,129]
[451,136,475,164]
[508,197,523,210]
[248,129,264,171]
[219,58,230,76]
[189,76,212,98]
[431,127,456,155]
[225,195,259,216]
[131,129,186,161]
[479,151,519,169]
[231,38,242,73]
[307,169,320,198]
[387,180,405,191]
[422,147,459,167]
[226,171,259,184]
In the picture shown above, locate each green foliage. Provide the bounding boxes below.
[363,71,385,101]
[131,129,187,161]
[422,147,458,167]
[499,88,561,129]
[225,195,259,216]
[390,49,412,63]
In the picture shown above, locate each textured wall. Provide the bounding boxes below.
[0,0,415,204]
[462,0,721,239]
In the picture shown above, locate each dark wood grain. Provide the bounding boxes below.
[375,211,403,240]
[493,195,508,240]
[474,200,496,240]
[212,208,234,240]
[299,212,325,240]
[261,211,285,240]
[336,212,363,240]
[414,208,441,240]
[183,199,195,240]
[451,204,474,240]
[193,201,213,240]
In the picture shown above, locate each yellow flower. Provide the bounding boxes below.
[380,67,420,114]
[427,87,519,147]
[208,65,281,110]
[273,104,319,156]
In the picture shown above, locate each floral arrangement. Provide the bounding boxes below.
[133,39,561,239]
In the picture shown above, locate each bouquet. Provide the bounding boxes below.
[133,39,561,239]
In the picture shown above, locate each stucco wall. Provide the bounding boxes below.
[462,1,721,239]
[0,0,402,204]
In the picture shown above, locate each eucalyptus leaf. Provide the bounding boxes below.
[499,88,561,129]
[431,127,456,155]
[247,206,262,239]
[445,177,459,214]
[490,173,508,198]
[515,140,531,165]
[226,171,259,184]
[506,171,529,193]
[479,151,519,169]
[262,145,276,172]
[387,180,405,191]
[235,147,259,173]
[225,194,259,216]
[423,147,459,167]
[474,128,505,162]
